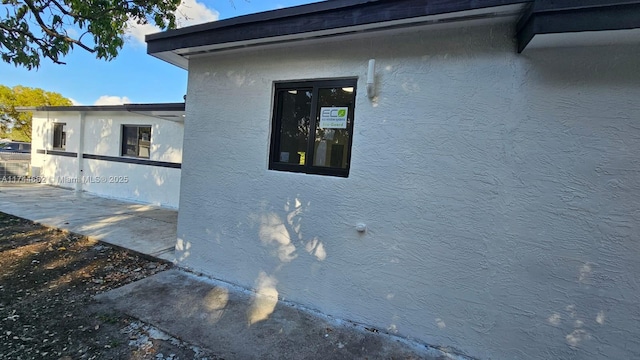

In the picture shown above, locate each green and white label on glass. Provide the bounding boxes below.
[319,107,348,129]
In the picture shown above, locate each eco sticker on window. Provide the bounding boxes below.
[319,107,348,129]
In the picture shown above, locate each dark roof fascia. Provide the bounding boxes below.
[17,103,185,113]
[146,0,531,55]
[124,103,185,112]
[16,104,127,112]
[517,0,640,52]
[146,0,373,41]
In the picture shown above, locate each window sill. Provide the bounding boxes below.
[121,155,150,160]
[269,163,349,178]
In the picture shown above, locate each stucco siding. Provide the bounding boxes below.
[31,111,183,208]
[178,23,640,359]
[31,112,80,184]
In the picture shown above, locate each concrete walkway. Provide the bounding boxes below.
[96,269,449,360]
[0,184,457,360]
[0,184,176,258]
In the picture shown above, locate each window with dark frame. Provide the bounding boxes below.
[269,79,357,177]
[121,125,151,159]
[52,123,66,150]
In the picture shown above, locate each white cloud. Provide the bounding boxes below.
[126,22,160,45]
[94,95,132,105]
[175,0,220,27]
[69,98,82,106]
[64,27,79,38]
[126,0,219,44]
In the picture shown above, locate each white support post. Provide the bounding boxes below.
[75,111,85,193]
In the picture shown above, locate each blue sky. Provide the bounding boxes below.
[0,0,318,105]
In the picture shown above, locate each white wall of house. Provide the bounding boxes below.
[31,111,183,208]
[31,113,80,183]
[177,21,640,359]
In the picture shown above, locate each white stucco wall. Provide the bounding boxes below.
[177,22,640,359]
[31,113,80,182]
[31,111,183,208]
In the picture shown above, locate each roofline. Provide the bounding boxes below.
[517,0,640,52]
[146,0,530,67]
[16,102,185,113]
[146,0,370,41]
[146,0,529,42]
[146,0,640,67]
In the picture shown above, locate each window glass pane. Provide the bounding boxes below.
[53,123,65,149]
[53,125,60,148]
[138,126,151,158]
[313,87,355,168]
[123,126,138,157]
[276,89,312,165]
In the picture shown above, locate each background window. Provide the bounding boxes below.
[270,79,356,177]
[122,125,151,158]
[52,123,66,150]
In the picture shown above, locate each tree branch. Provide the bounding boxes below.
[49,0,73,16]
[20,0,95,53]
[1,0,181,68]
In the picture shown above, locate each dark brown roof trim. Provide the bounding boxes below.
[517,0,640,52]
[146,0,530,55]
[124,103,185,112]
[17,103,185,112]
[147,0,640,60]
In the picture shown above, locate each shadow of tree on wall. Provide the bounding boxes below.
[174,194,330,327]
[245,195,329,326]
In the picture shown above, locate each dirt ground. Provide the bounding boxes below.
[0,212,221,360]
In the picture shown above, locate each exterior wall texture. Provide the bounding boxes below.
[31,111,183,208]
[177,23,640,359]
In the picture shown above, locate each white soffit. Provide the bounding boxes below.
[523,28,640,51]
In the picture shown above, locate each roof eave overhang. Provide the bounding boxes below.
[147,0,531,69]
[147,0,640,68]
[517,0,640,53]
[17,103,186,122]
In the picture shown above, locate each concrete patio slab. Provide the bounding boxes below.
[0,184,177,257]
[96,269,451,360]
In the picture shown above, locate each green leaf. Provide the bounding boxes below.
[0,0,182,68]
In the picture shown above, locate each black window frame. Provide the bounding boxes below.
[269,78,357,178]
[121,125,152,159]
[52,123,66,150]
